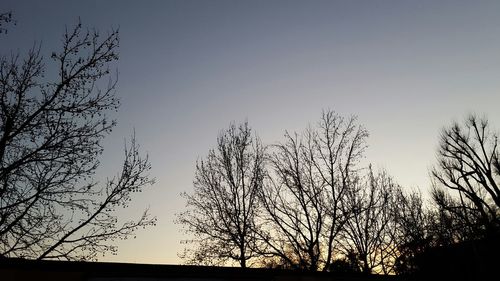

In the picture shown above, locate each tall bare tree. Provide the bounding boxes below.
[340,167,399,274]
[0,20,155,260]
[257,130,326,270]
[177,122,264,268]
[431,114,500,237]
[257,110,368,271]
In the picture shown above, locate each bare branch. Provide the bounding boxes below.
[0,20,155,260]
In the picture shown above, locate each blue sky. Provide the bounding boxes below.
[2,0,500,264]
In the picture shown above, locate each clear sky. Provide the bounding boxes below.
[2,0,500,264]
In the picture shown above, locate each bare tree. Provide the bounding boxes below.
[177,122,264,268]
[257,130,326,270]
[0,20,155,260]
[257,110,368,271]
[340,167,399,274]
[431,114,500,237]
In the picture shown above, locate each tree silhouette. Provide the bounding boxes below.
[0,19,155,260]
[390,114,500,276]
[431,114,500,238]
[257,110,368,271]
[177,122,264,268]
[340,167,400,274]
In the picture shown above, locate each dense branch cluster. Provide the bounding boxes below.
[0,12,14,34]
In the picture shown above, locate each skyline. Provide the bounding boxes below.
[2,0,500,264]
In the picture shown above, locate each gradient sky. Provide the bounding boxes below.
[2,0,500,264]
